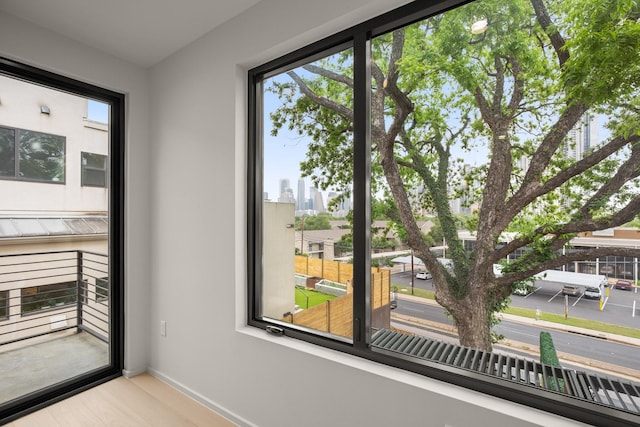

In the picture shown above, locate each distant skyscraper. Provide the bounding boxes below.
[279,178,290,198]
[309,187,317,210]
[313,189,325,212]
[297,179,306,210]
[565,113,597,161]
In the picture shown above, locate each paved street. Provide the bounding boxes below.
[391,271,640,329]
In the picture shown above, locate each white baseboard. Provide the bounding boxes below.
[122,367,146,378]
[146,367,255,427]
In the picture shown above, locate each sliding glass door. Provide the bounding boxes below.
[0,57,123,422]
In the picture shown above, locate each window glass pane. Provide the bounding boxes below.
[0,291,6,319]
[0,127,15,177]
[21,282,77,315]
[365,0,640,415]
[18,130,65,182]
[87,100,109,124]
[261,46,354,340]
[95,277,109,302]
[0,67,115,409]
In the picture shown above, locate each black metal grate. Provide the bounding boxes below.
[371,329,640,414]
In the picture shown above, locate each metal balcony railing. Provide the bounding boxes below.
[0,250,109,348]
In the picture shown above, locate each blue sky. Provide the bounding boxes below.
[87,99,109,124]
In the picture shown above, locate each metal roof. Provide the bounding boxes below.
[0,216,108,238]
[371,328,640,415]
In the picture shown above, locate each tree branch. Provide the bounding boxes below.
[514,134,637,220]
[287,71,353,121]
[493,191,640,263]
[530,0,569,67]
[503,102,589,223]
[302,64,354,88]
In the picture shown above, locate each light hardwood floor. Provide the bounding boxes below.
[6,373,237,427]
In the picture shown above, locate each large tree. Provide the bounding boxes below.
[268,0,640,351]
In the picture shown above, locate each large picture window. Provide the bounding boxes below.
[0,126,65,183]
[249,0,640,426]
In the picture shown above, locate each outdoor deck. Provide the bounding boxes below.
[0,331,108,403]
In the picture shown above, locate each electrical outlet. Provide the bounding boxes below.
[160,320,167,336]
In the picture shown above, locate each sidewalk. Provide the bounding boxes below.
[394,293,640,381]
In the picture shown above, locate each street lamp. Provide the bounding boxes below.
[410,248,414,295]
[299,214,308,255]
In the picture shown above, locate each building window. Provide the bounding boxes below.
[81,152,107,187]
[21,281,77,315]
[0,126,65,183]
[249,0,640,425]
[0,291,7,320]
[95,277,109,302]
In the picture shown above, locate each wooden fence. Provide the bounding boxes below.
[289,256,391,339]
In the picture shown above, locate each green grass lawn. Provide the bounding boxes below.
[295,287,336,309]
[391,282,640,339]
[504,306,640,339]
[392,284,436,300]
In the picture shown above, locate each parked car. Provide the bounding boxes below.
[561,285,581,296]
[512,284,535,296]
[416,271,432,280]
[614,280,633,290]
[584,286,602,299]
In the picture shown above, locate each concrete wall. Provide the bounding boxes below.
[0,1,587,426]
[262,202,295,319]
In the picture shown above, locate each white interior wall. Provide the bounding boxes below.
[0,1,588,426]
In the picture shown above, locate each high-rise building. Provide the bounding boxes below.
[309,187,317,210]
[279,178,290,198]
[565,113,597,161]
[313,189,325,212]
[297,179,306,210]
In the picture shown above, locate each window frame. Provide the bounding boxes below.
[247,1,639,426]
[0,125,67,184]
[81,151,107,188]
[0,57,125,423]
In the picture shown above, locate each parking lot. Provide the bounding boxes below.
[513,280,640,328]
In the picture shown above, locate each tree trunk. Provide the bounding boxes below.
[437,278,493,352]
